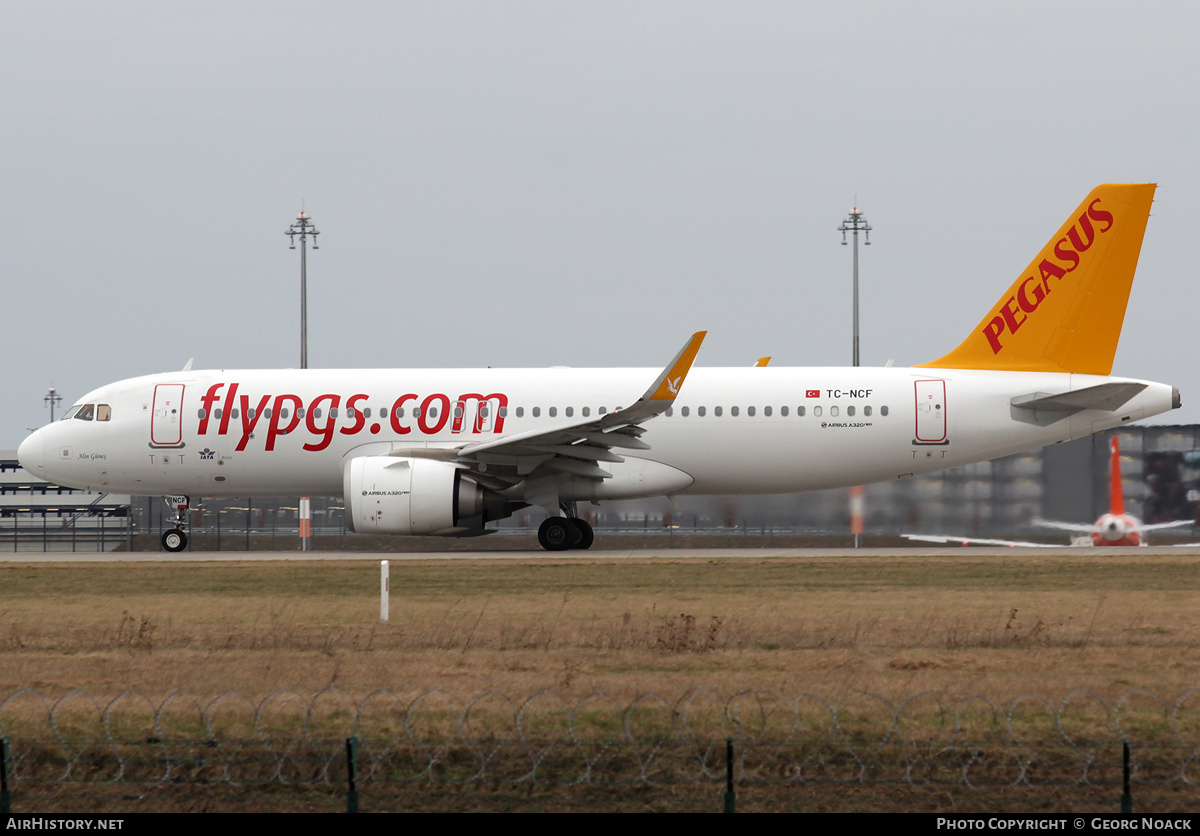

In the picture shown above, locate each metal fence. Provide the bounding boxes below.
[2,687,1197,788]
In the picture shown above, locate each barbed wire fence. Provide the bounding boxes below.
[2,687,1198,792]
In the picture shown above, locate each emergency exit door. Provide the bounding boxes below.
[151,383,185,447]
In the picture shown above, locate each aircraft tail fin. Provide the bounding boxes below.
[917,183,1156,375]
[1110,436,1126,517]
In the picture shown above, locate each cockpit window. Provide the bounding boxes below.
[96,404,112,421]
[75,404,95,421]
[61,405,83,421]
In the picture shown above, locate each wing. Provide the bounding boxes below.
[1031,517,1095,533]
[1141,519,1195,532]
[388,332,706,492]
[902,533,1062,548]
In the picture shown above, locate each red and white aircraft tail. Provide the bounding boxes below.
[905,436,1194,547]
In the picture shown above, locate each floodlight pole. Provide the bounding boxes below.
[286,210,319,552]
[286,210,320,370]
[43,387,62,423]
[838,206,871,368]
[839,206,871,548]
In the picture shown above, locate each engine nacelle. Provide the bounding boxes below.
[343,456,503,536]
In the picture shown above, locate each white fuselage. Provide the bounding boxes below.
[18,366,1178,502]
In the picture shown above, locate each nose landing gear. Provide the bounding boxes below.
[161,495,190,553]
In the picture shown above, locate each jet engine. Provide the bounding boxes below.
[343,456,512,536]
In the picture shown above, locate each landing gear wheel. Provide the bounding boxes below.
[570,518,594,550]
[161,529,187,553]
[538,517,574,551]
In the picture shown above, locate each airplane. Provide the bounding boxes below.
[17,183,1181,553]
[902,436,1195,547]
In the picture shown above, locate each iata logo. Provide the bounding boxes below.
[981,198,1115,354]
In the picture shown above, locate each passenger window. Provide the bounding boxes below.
[232,409,240,419]
[747,406,755,416]
[330,408,339,419]
[499,406,508,418]
[864,406,872,416]
[247,408,256,420]
[698,406,706,417]
[310,408,320,419]
[281,408,289,420]
[665,407,673,417]
[797,406,805,416]
[481,406,489,417]
[830,406,839,417]
[364,408,372,418]
[533,407,541,417]
[681,406,689,417]
[516,407,524,418]
[549,407,557,417]
[715,406,723,417]
[197,408,206,420]
[847,406,855,416]
[599,407,607,415]
[731,406,740,417]
[764,406,771,416]
[454,407,464,418]
[298,407,306,419]
[780,406,788,416]
[264,408,272,420]
[881,406,889,416]
[346,407,356,419]
[814,406,822,417]
[566,406,574,417]
[582,407,590,417]
[215,408,223,420]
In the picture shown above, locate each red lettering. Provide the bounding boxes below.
[218,383,239,435]
[982,315,1006,354]
[198,384,224,434]
[1066,213,1097,253]
[452,393,510,434]
[265,394,303,451]
[1016,277,1046,314]
[418,393,450,434]
[340,394,368,435]
[1053,238,1080,272]
[1087,198,1114,232]
[390,394,416,435]
[303,394,341,452]
[999,295,1026,335]
[235,393,271,452]
[1038,258,1067,283]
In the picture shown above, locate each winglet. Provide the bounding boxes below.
[755,356,771,367]
[646,331,706,403]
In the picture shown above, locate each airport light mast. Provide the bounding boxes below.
[838,205,871,368]
[44,387,62,423]
[286,209,319,552]
[286,210,320,370]
[839,205,871,548]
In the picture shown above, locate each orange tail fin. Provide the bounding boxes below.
[918,184,1156,375]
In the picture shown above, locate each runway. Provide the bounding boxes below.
[4,545,1200,562]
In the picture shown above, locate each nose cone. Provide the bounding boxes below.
[18,430,45,476]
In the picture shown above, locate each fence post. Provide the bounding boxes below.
[724,736,736,813]
[1121,740,1132,814]
[1,735,11,815]
[346,736,359,813]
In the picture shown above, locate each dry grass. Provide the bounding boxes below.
[3,550,1200,812]
[1,552,1198,705]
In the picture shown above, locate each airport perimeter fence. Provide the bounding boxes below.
[1,687,1198,792]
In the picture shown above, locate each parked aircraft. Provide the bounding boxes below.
[903,436,1194,547]
[18,184,1179,552]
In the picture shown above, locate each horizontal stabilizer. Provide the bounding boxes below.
[1011,382,1147,426]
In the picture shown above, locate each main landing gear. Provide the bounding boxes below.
[537,505,594,551]
[161,495,190,553]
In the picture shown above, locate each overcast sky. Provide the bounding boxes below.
[3,2,1198,443]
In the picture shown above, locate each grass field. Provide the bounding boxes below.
[2,550,1198,812]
